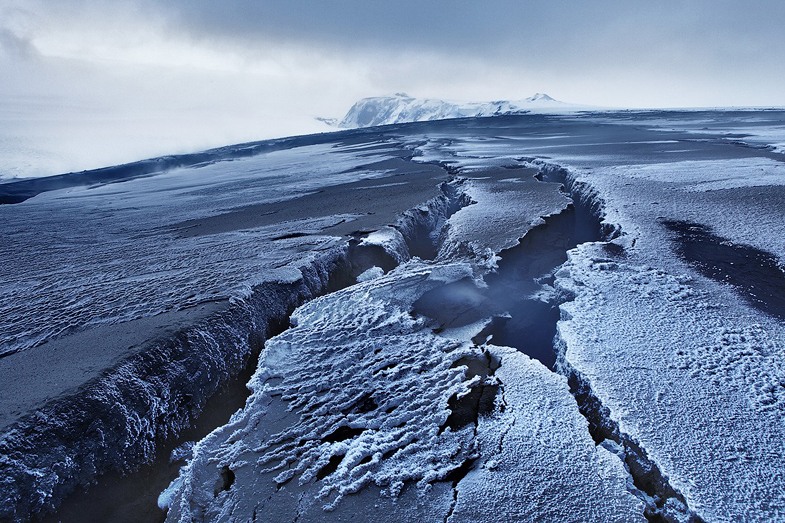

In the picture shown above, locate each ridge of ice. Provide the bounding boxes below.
[338,93,576,128]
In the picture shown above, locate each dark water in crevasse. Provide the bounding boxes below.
[410,200,603,369]
[479,202,603,368]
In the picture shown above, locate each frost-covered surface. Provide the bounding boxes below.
[554,243,785,521]
[544,153,785,520]
[436,173,570,261]
[449,344,643,522]
[396,112,785,520]
[395,113,785,520]
[4,109,785,521]
[0,244,357,521]
[0,134,455,520]
[164,261,642,523]
[165,263,483,519]
[339,92,576,128]
[0,141,401,357]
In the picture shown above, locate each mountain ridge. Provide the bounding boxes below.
[337,92,576,128]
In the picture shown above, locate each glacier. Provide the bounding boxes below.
[1,109,785,522]
[337,92,577,128]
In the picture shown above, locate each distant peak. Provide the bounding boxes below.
[337,92,576,128]
[528,93,555,101]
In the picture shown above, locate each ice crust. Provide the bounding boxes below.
[436,175,570,262]
[399,117,785,520]
[3,109,785,521]
[0,141,402,357]
[0,137,453,519]
[166,263,484,518]
[554,243,785,521]
[449,345,643,522]
[164,261,642,522]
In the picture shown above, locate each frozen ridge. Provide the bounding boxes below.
[0,137,458,520]
[338,92,578,128]
[397,123,785,520]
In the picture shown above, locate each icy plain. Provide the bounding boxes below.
[1,110,785,522]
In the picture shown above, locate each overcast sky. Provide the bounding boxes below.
[2,0,784,177]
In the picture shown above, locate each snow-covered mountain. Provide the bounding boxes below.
[338,92,575,128]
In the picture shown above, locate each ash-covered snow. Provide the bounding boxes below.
[0,141,401,358]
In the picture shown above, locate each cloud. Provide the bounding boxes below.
[4,0,785,105]
[0,28,36,58]
[0,0,783,177]
[151,1,785,74]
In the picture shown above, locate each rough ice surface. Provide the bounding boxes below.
[164,261,642,522]
[449,344,643,522]
[0,134,454,519]
[436,173,570,261]
[3,109,785,521]
[0,141,402,357]
[398,111,785,520]
[356,266,384,282]
[554,243,785,521]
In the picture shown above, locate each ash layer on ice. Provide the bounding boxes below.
[2,109,785,522]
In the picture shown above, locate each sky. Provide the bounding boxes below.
[2,0,785,178]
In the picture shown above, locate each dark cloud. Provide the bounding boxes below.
[152,0,785,73]
[5,0,785,102]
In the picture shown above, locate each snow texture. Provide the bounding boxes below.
[397,117,785,520]
[164,261,642,522]
[0,141,402,357]
[449,345,643,522]
[0,135,454,519]
[554,242,785,521]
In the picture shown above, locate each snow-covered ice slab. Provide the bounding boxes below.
[555,241,785,521]
[163,261,642,522]
[530,124,785,520]
[399,114,785,520]
[448,344,643,522]
[0,140,411,358]
[436,169,570,261]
